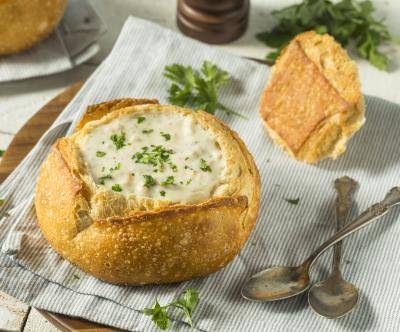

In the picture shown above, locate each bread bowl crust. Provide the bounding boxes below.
[0,0,67,55]
[259,31,365,163]
[35,101,260,285]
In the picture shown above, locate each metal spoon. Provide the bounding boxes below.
[308,176,359,318]
[242,186,400,302]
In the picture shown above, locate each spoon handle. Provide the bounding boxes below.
[332,177,358,275]
[305,187,400,268]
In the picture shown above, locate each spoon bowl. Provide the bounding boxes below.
[241,266,310,301]
[308,275,359,318]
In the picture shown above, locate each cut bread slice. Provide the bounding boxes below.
[260,31,365,163]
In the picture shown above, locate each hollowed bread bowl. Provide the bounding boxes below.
[35,99,260,285]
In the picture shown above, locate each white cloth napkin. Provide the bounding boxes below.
[1,16,400,332]
[0,0,105,83]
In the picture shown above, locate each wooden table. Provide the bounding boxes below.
[1,0,400,330]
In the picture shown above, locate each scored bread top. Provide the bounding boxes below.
[260,31,365,163]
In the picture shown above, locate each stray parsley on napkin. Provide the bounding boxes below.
[257,0,393,70]
[142,288,199,330]
[164,60,245,118]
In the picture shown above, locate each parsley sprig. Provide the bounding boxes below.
[257,0,394,70]
[164,61,245,118]
[142,288,199,330]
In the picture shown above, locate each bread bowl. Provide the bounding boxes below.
[35,99,260,285]
[0,0,67,55]
[260,31,365,163]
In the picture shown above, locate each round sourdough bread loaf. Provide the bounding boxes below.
[35,99,260,285]
[0,0,67,55]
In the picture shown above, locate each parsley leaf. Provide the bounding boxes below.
[110,131,126,150]
[133,145,175,171]
[161,176,175,186]
[143,300,170,330]
[142,288,199,330]
[285,197,300,205]
[98,174,112,185]
[256,0,393,70]
[110,162,121,171]
[96,151,106,157]
[199,158,212,172]
[143,174,156,188]
[111,184,122,192]
[137,116,146,124]
[0,199,4,206]
[164,61,245,118]
[160,132,171,141]
[0,149,4,157]
[160,190,166,197]
[142,129,154,134]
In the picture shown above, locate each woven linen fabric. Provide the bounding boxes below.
[0,0,105,83]
[1,16,400,332]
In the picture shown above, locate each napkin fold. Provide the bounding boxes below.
[1,16,400,332]
[0,0,105,83]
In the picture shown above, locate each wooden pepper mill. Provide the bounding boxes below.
[177,0,249,44]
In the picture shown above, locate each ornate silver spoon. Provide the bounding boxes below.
[308,176,359,318]
[242,186,400,302]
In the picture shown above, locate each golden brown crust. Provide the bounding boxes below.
[0,0,67,55]
[35,102,260,285]
[75,98,159,132]
[259,31,365,163]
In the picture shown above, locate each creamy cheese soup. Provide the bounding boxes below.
[76,109,227,204]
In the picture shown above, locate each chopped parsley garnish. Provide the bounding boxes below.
[110,162,121,171]
[98,174,112,185]
[186,179,192,185]
[111,184,122,192]
[0,149,4,157]
[199,158,212,172]
[160,190,166,197]
[143,288,199,330]
[0,199,4,206]
[133,145,175,171]
[161,176,175,186]
[142,129,154,134]
[110,131,126,150]
[96,151,106,157]
[111,183,122,192]
[137,116,146,124]
[285,197,300,205]
[160,132,171,141]
[168,161,178,172]
[143,174,156,188]
[184,165,190,170]
[185,157,189,161]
